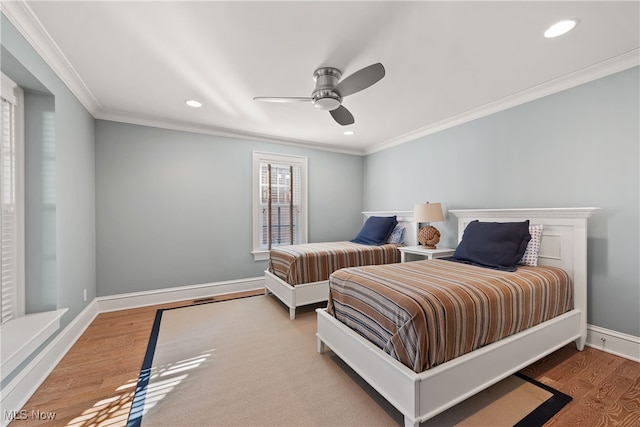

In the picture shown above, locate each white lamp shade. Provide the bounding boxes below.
[413,202,444,223]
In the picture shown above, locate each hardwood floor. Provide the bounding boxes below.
[10,292,640,426]
[520,344,640,426]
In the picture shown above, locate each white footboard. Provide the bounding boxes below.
[316,307,583,427]
[264,270,328,319]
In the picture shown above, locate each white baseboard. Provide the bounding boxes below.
[96,276,264,313]
[0,276,264,426]
[586,324,640,362]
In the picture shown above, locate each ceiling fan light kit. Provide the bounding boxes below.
[254,63,385,126]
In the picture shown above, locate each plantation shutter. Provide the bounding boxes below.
[260,162,301,249]
[1,96,17,324]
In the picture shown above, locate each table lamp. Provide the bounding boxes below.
[413,202,444,249]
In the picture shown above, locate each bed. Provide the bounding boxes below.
[265,211,417,319]
[316,207,598,426]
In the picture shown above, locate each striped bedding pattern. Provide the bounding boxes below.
[327,259,573,373]
[268,242,401,287]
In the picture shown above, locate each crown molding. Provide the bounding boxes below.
[366,49,640,155]
[1,1,101,114]
[96,109,365,156]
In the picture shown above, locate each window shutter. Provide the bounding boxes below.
[290,164,301,244]
[252,151,307,260]
[260,162,302,249]
[1,97,17,324]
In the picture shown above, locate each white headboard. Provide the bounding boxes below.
[449,207,599,344]
[362,210,417,246]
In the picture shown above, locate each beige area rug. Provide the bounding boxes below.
[127,295,570,427]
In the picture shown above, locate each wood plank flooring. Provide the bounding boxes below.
[9,292,640,426]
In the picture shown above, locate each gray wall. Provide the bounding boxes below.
[95,121,364,296]
[364,67,640,337]
[1,14,96,383]
[24,92,57,314]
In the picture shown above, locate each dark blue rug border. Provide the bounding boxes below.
[513,372,573,427]
[126,307,164,427]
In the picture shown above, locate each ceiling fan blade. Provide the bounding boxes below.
[253,97,312,103]
[329,105,354,126]
[336,63,385,97]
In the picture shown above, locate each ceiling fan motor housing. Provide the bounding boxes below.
[312,67,342,110]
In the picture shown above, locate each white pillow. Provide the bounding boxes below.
[519,224,543,266]
[387,225,405,244]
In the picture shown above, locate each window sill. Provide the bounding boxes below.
[0,308,67,381]
[252,250,269,261]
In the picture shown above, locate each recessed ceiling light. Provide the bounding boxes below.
[544,20,577,38]
[185,100,202,108]
[344,130,354,136]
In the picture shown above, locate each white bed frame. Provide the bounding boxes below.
[265,211,417,319]
[316,207,598,427]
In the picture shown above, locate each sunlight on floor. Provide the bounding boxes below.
[66,352,212,427]
[66,387,133,427]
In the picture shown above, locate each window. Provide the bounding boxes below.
[1,73,25,324]
[252,152,307,261]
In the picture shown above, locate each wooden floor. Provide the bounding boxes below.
[10,291,640,426]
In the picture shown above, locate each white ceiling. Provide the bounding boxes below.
[4,1,639,154]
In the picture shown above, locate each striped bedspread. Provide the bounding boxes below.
[268,242,401,287]
[327,259,573,373]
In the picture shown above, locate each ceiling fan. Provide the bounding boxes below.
[253,63,385,126]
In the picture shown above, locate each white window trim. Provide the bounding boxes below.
[1,72,25,321]
[252,151,308,261]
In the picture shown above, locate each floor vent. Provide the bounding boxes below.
[192,297,216,305]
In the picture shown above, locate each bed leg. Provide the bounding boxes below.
[317,336,326,354]
[289,307,296,320]
[576,336,586,351]
[264,287,270,295]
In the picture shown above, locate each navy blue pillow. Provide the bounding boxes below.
[452,220,531,271]
[351,216,398,245]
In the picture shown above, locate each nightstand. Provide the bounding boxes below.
[398,246,455,263]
